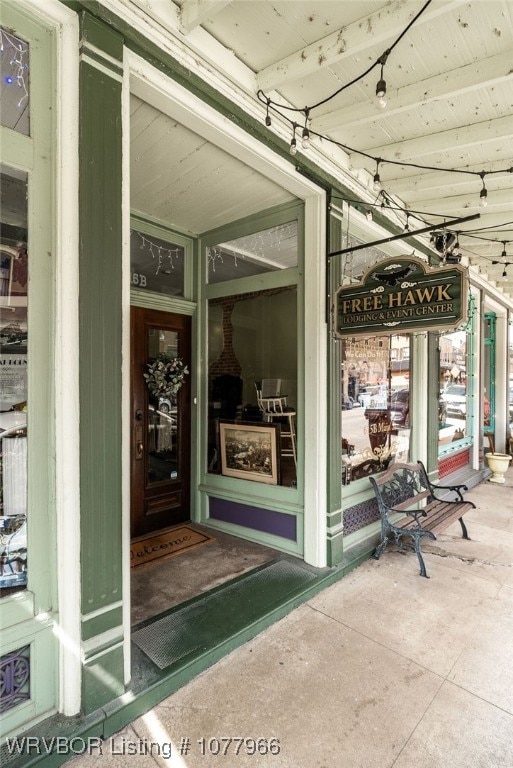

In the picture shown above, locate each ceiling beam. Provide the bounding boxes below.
[413,187,513,215]
[257,0,466,92]
[180,0,231,34]
[381,159,513,198]
[313,51,513,133]
[348,114,513,167]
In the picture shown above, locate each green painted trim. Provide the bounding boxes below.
[327,210,343,516]
[326,528,345,566]
[79,10,123,62]
[130,288,196,315]
[327,509,342,527]
[130,214,196,303]
[82,645,125,714]
[81,606,123,642]
[79,57,123,617]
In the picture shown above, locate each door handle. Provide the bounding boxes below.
[135,425,143,460]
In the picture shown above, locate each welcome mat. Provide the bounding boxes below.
[130,526,214,569]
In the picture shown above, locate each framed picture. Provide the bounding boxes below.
[219,420,280,485]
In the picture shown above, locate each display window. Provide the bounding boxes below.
[341,334,411,482]
[438,329,470,448]
[0,167,28,595]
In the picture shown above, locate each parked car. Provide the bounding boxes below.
[441,384,467,418]
[0,409,27,438]
[390,389,409,427]
[390,389,448,427]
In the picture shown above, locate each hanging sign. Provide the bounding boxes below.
[333,255,468,338]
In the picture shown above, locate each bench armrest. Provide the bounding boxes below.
[428,481,468,502]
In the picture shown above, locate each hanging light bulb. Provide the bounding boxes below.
[265,98,272,127]
[500,241,508,262]
[502,266,508,278]
[301,108,310,148]
[375,52,389,109]
[373,159,381,191]
[289,124,298,155]
[479,171,488,207]
[376,70,387,108]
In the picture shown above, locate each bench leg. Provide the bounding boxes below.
[412,531,436,578]
[372,537,388,560]
[458,517,470,540]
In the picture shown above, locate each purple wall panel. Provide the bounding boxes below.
[209,497,297,541]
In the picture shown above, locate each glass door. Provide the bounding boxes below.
[130,307,191,538]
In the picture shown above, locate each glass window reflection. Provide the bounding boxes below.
[0,167,28,595]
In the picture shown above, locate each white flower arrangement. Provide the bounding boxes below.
[143,354,189,398]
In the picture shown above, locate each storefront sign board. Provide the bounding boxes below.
[334,255,468,338]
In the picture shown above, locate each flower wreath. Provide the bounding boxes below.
[143,354,189,398]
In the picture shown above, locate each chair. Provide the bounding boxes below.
[255,381,297,470]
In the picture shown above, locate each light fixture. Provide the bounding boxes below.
[289,123,298,155]
[265,98,271,127]
[373,159,381,191]
[375,52,389,109]
[404,212,410,232]
[500,241,508,262]
[479,171,488,207]
[301,109,310,148]
[502,266,508,278]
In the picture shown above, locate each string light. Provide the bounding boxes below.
[491,241,513,278]
[265,98,271,127]
[373,159,381,191]
[289,123,298,155]
[479,172,488,207]
[0,28,29,108]
[136,233,182,275]
[375,52,389,109]
[257,0,513,201]
[301,108,311,149]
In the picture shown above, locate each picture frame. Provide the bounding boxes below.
[219,420,280,485]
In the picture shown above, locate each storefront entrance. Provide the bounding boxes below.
[130,307,191,538]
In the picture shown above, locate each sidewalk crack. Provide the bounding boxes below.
[423,544,513,568]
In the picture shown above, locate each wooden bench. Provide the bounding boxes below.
[369,461,476,578]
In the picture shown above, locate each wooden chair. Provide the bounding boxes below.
[255,381,297,470]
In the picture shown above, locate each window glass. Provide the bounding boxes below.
[438,329,468,448]
[341,335,410,482]
[208,221,297,284]
[0,166,28,596]
[0,28,30,136]
[207,286,297,487]
[130,229,185,296]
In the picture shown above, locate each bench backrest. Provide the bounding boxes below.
[369,461,432,514]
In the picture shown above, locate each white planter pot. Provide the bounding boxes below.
[485,452,512,484]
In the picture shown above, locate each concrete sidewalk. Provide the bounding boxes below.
[70,466,513,768]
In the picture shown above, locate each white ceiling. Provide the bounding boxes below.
[130,0,513,295]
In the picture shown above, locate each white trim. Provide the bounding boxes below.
[80,53,124,82]
[303,195,327,567]
[121,50,132,685]
[49,0,82,720]
[127,52,327,568]
[81,40,123,71]
[12,0,81,719]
